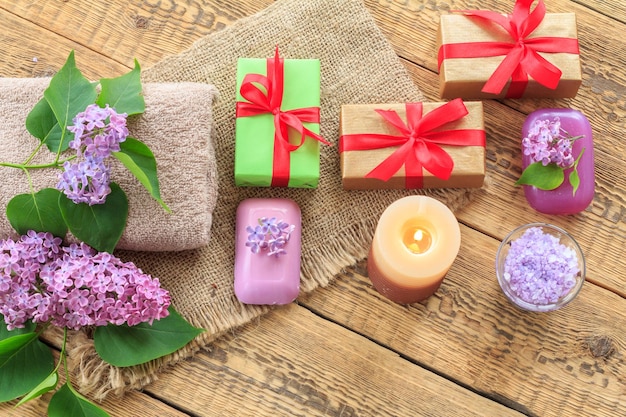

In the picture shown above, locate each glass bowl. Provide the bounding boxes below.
[495,223,585,312]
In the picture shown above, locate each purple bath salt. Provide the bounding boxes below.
[503,227,580,305]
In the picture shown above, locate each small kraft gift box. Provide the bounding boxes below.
[437,0,582,99]
[339,99,486,190]
[235,47,329,188]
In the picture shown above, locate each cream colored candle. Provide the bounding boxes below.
[368,196,461,304]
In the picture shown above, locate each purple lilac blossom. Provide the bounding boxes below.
[521,117,576,168]
[57,104,129,205]
[0,231,170,331]
[57,159,111,205]
[245,225,268,254]
[245,217,295,258]
[503,227,579,305]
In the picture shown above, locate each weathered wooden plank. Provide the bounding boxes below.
[298,225,626,417]
[0,8,131,78]
[145,304,526,417]
[571,0,626,23]
[0,0,271,76]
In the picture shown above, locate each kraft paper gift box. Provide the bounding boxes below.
[437,1,582,99]
[339,100,486,190]
[235,48,327,188]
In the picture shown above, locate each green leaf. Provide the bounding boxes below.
[569,147,586,197]
[25,98,64,152]
[94,306,203,367]
[6,188,68,238]
[515,161,564,190]
[48,383,110,417]
[0,316,35,341]
[113,138,170,212]
[15,371,59,406]
[58,182,128,253]
[0,332,35,354]
[96,59,145,116]
[569,169,581,196]
[43,50,98,153]
[0,332,55,402]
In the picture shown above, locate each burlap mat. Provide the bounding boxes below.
[73,0,477,399]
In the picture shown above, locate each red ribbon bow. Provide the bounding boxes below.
[236,47,329,187]
[437,0,580,98]
[339,99,486,189]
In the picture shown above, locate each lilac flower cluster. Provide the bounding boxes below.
[246,217,295,257]
[522,117,576,168]
[57,104,129,205]
[503,227,579,305]
[0,231,170,331]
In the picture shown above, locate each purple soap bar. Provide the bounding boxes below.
[234,198,302,305]
[522,109,595,215]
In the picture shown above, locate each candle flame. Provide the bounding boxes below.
[403,227,432,254]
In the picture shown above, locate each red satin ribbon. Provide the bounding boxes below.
[437,0,580,98]
[236,47,329,187]
[339,99,486,189]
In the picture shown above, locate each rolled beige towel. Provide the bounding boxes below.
[0,78,219,251]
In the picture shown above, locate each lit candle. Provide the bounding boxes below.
[368,196,461,304]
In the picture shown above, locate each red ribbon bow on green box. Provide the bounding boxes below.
[236,47,329,187]
[339,99,486,189]
[437,0,580,98]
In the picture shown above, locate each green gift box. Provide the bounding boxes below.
[235,51,323,188]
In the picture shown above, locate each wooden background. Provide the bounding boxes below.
[1,0,624,416]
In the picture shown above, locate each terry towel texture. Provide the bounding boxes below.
[0,79,219,252]
[38,0,480,399]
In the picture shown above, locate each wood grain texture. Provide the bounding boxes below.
[0,0,272,78]
[0,9,127,78]
[570,0,626,24]
[0,0,624,416]
[146,304,527,417]
[299,225,626,417]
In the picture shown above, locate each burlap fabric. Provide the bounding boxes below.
[72,0,477,399]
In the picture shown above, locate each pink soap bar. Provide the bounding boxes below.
[234,198,302,305]
[522,109,595,215]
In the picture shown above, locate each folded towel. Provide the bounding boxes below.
[0,78,219,251]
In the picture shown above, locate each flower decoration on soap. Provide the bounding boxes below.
[503,226,579,305]
[515,117,585,196]
[0,51,202,417]
[246,217,295,257]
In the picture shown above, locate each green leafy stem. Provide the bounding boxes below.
[515,147,586,197]
[0,159,73,170]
